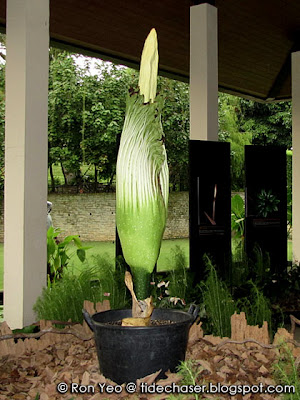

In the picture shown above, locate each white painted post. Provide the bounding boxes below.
[4,0,49,328]
[190,3,218,141]
[292,52,300,262]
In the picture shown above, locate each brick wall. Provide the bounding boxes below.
[0,192,189,242]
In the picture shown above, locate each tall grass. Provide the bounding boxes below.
[34,256,129,323]
[200,256,236,338]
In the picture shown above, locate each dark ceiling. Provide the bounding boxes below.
[1,0,300,101]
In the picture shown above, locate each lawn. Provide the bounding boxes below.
[48,164,111,186]
[64,238,189,274]
[0,239,189,291]
[0,239,293,291]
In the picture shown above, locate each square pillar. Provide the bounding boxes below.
[190,3,218,141]
[4,0,49,328]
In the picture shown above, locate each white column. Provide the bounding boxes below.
[190,3,218,141]
[4,0,49,328]
[292,52,300,262]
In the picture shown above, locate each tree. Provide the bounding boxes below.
[48,49,84,189]
[159,77,190,191]
[80,64,131,188]
[240,100,292,148]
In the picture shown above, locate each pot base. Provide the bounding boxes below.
[84,308,197,384]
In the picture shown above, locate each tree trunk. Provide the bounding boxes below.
[60,162,68,185]
[109,171,115,186]
[49,164,56,192]
[179,174,185,192]
[94,164,98,192]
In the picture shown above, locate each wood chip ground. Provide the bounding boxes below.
[0,303,299,400]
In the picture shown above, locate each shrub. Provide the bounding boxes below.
[231,194,245,238]
[47,226,91,284]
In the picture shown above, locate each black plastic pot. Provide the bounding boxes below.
[83,305,198,384]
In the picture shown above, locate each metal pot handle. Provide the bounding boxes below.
[82,309,95,332]
[188,304,200,323]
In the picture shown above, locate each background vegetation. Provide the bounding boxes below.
[0,39,292,196]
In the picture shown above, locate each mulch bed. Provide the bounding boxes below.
[0,301,299,400]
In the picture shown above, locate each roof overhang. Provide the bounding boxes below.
[0,0,299,102]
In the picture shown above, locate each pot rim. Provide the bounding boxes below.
[90,308,194,330]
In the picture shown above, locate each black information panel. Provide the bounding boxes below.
[189,140,231,282]
[245,145,287,275]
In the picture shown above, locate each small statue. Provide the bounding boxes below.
[47,201,53,230]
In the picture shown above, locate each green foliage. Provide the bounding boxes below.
[237,281,272,332]
[240,99,292,148]
[271,263,300,308]
[155,246,194,308]
[48,50,84,183]
[287,150,292,237]
[176,360,201,400]
[231,243,271,294]
[231,194,245,238]
[80,64,130,185]
[158,78,190,191]
[47,226,91,284]
[199,253,274,338]
[251,245,271,284]
[34,256,128,322]
[200,256,236,337]
[256,189,280,218]
[48,49,191,192]
[273,344,300,400]
[166,246,189,300]
[88,255,129,310]
[218,94,252,190]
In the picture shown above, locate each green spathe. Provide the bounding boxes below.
[116,29,169,300]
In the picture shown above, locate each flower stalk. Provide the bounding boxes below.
[116,29,169,300]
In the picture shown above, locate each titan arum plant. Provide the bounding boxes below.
[116,28,169,303]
